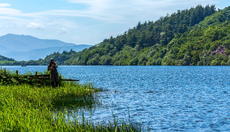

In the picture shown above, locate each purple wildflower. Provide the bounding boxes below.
[220,50,225,54]
[210,51,217,56]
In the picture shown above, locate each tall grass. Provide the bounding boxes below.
[0,68,144,131]
[0,85,143,131]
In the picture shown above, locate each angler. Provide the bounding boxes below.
[47,58,59,88]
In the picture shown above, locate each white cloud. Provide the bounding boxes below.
[63,0,217,23]
[0,3,11,7]
[46,19,79,29]
[0,0,218,23]
[27,22,45,29]
[57,27,69,35]
[0,7,23,16]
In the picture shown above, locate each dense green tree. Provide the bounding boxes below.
[0,55,15,61]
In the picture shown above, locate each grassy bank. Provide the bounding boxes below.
[0,84,143,131]
[0,68,143,131]
[0,61,15,64]
[0,84,95,131]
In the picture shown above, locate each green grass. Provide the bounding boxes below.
[0,61,15,64]
[0,68,144,131]
[0,84,96,131]
[0,84,143,131]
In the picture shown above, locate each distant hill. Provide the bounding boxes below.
[0,34,91,61]
[0,34,76,51]
[4,45,91,61]
[0,55,15,61]
[0,45,11,54]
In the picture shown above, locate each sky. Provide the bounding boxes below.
[0,0,229,45]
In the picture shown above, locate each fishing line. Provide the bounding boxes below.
[53,44,72,60]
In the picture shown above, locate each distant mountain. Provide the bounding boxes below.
[0,34,76,51]
[5,45,91,61]
[0,34,91,61]
[0,45,12,54]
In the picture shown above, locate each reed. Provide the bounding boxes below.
[0,84,143,131]
[0,68,144,131]
[0,84,88,131]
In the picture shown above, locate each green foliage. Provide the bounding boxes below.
[210,60,218,65]
[0,55,15,61]
[0,61,15,64]
[0,55,15,65]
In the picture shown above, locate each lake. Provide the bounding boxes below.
[2,66,230,131]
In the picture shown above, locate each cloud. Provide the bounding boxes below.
[0,7,23,16]
[27,22,45,29]
[0,0,218,23]
[57,27,69,35]
[0,3,11,7]
[64,0,218,23]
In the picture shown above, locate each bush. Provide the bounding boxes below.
[210,60,218,65]
[197,61,203,66]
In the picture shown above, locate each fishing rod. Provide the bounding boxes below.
[49,44,73,73]
[53,43,72,61]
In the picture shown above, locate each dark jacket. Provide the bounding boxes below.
[47,62,58,77]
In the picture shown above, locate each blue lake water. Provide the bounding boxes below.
[2,66,230,131]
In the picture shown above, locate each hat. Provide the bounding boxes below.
[50,58,54,61]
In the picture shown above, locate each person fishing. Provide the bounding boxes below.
[47,58,59,88]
